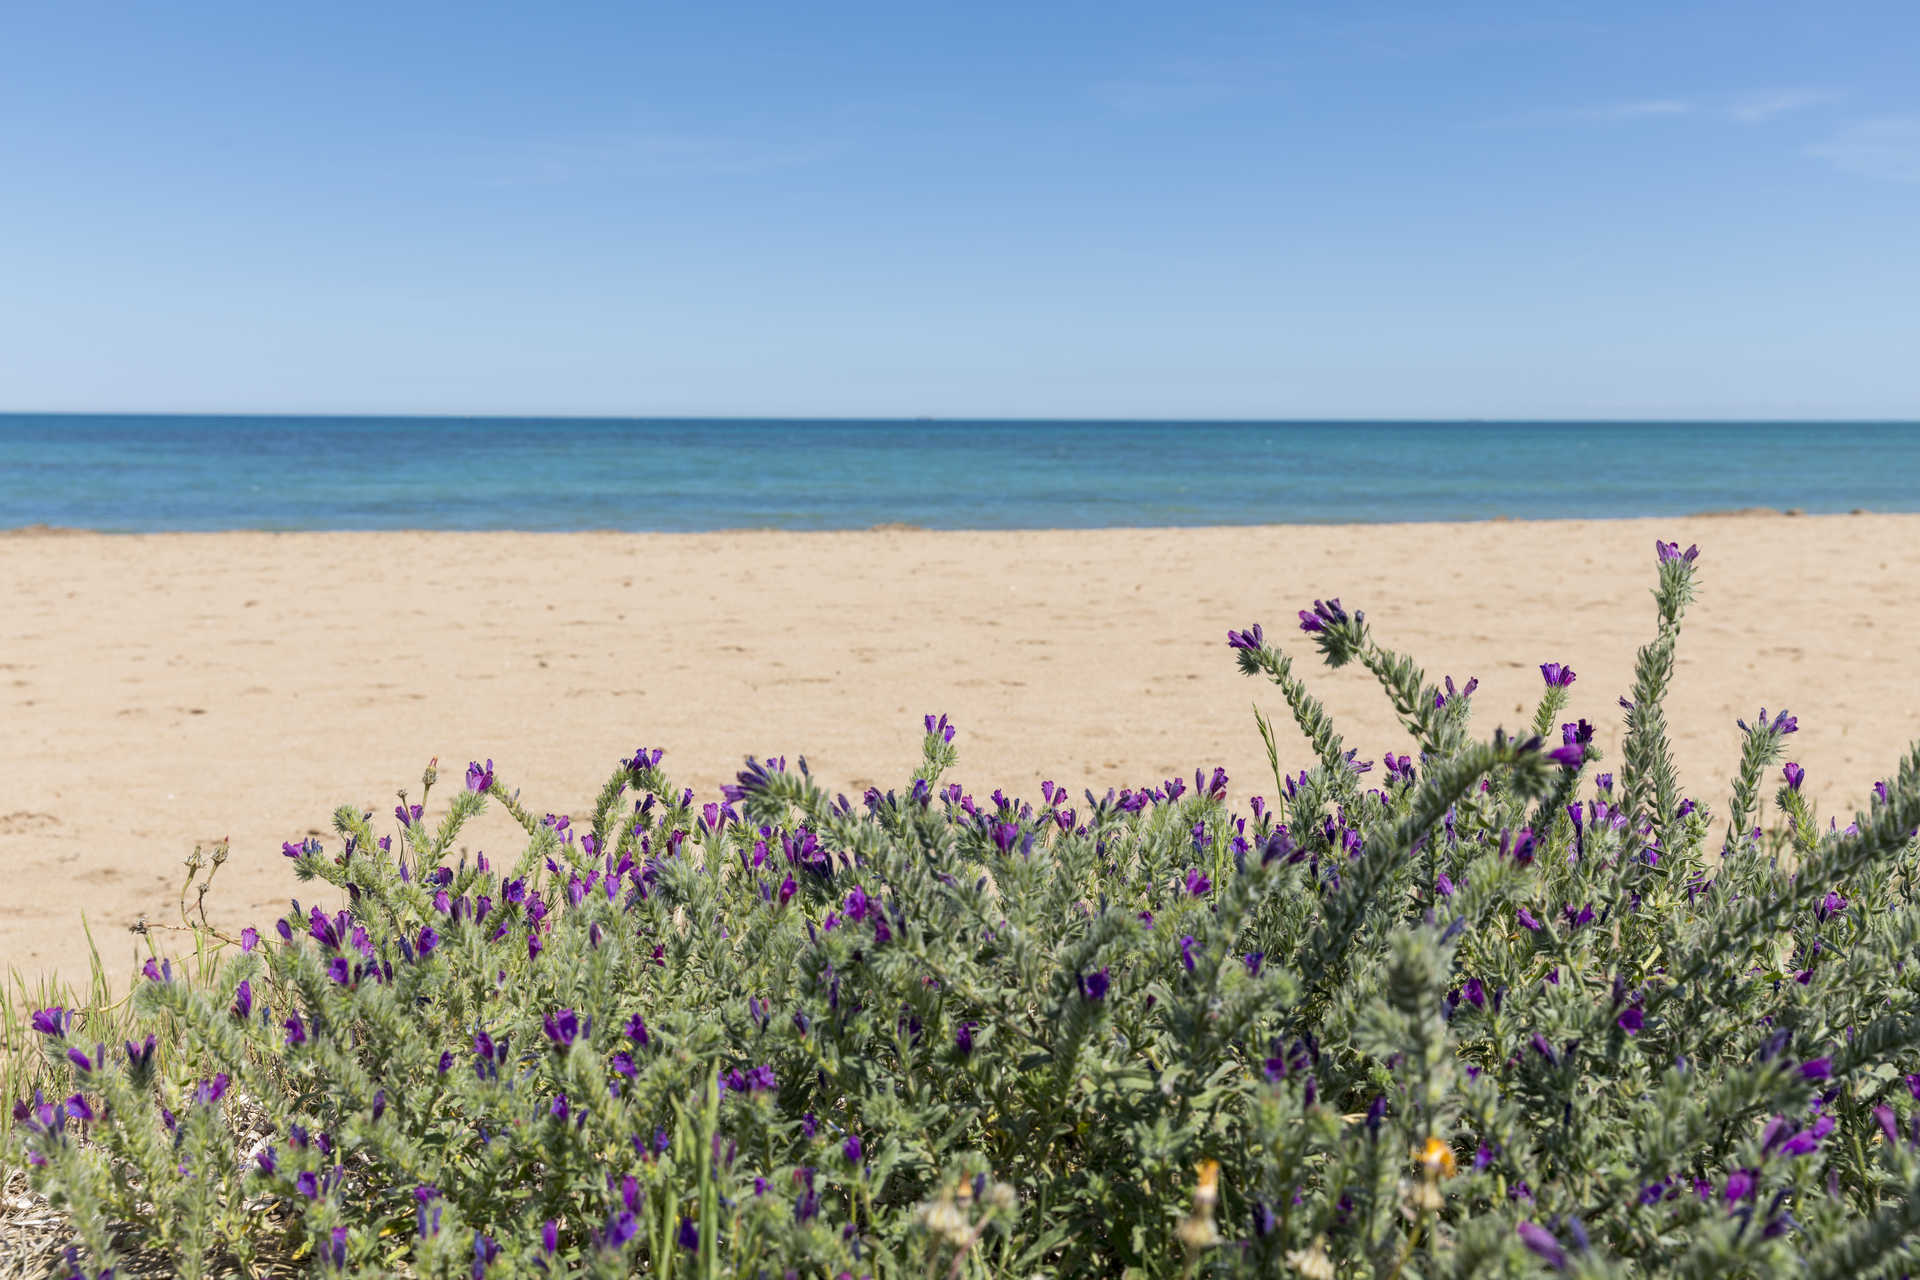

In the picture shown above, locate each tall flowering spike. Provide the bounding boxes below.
[1539,662,1576,688]
[466,759,494,792]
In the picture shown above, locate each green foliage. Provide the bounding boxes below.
[11,545,1920,1278]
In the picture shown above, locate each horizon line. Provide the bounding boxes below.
[5,411,1920,426]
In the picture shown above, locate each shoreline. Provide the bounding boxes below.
[0,506,1898,539]
[5,513,1919,989]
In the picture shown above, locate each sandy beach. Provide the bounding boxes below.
[3,512,1918,990]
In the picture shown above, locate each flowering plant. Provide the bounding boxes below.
[11,542,1920,1277]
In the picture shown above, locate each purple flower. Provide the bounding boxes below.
[843,1133,864,1164]
[1738,707,1798,737]
[1296,598,1351,633]
[1079,968,1110,1002]
[1516,1221,1566,1269]
[31,1007,71,1038]
[1780,1115,1835,1157]
[395,802,423,829]
[326,956,351,985]
[1244,951,1265,977]
[1226,624,1265,651]
[417,925,439,958]
[1548,743,1586,769]
[1517,907,1542,932]
[296,1170,321,1198]
[543,1009,581,1049]
[955,1021,977,1056]
[602,1211,638,1248]
[256,1147,276,1174]
[542,1220,559,1255]
[143,957,174,982]
[466,759,494,792]
[1179,934,1198,971]
[1820,891,1847,919]
[1616,1007,1644,1035]
[124,1033,157,1073]
[231,980,253,1020]
[1184,867,1212,897]
[1539,662,1576,688]
[1783,762,1805,791]
[240,926,259,953]
[285,1014,307,1047]
[1654,540,1700,564]
[325,1225,349,1270]
[1799,1057,1833,1082]
[1724,1169,1757,1203]
[676,1216,699,1252]
[923,713,956,743]
[624,1014,650,1045]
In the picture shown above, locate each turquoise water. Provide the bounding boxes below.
[0,416,1914,531]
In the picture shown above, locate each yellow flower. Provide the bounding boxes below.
[1417,1136,1457,1179]
[1177,1160,1223,1252]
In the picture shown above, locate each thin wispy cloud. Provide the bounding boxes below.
[1572,89,1838,126]
[1726,89,1840,123]
[1580,98,1694,121]
[1807,117,1920,183]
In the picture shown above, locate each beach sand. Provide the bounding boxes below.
[4,514,1918,990]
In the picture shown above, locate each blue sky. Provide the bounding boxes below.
[1,1,1915,418]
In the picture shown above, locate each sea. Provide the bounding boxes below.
[1,416,1916,532]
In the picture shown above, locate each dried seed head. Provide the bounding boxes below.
[1286,1237,1336,1280]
